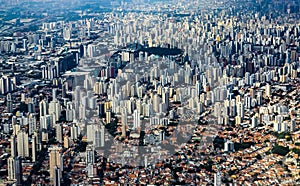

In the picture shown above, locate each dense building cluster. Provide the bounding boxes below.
[0,0,299,185]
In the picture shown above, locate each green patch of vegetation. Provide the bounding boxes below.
[105,119,118,137]
[272,145,289,156]
[291,148,300,156]
[234,142,255,151]
[74,141,88,152]
[265,150,271,155]
[273,132,291,139]
[213,136,224,150]
[140,47,183,56]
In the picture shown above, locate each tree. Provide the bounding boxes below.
[272,145,289,156]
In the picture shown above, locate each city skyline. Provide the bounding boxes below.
[0,0,299,185]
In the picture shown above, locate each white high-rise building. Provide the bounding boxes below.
[8,156,22,185]
[162,88,169,109]
[274,123,281,132]
[7,157,15,181]
[87,44,97,57]
[94,126,105,148]
[10,135,17,158]
[133,109,140,129]
[40,115,53,130]
[121,107,128,137]
[71,124,79,140]
[49,100,61,122]
[28,114,37,135]
[224,140,234,152]
[39,100,48,117]
[17,130,29,158]
[32,136,37,163]
[251,116,258,128]
[236,102,245,118]
[63,27,71,40]
[86,124,95,143]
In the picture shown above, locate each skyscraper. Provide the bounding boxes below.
[56,124,63,143]
[49,99,61,123]
[94,126,105,148]
[133,109,140,129]
[15,156,22,186]
[10,135,17,158]
[7,157,15,181]
[17,130,29,158]
[121,107,128,137]
[53,166,61,186]
[86,145,95,164]
[49,146,63,180]
[7,156,22,186]
[6,93,13,113]
[265,83,271,97]
[39,99,48,117]
[32,136,36,162]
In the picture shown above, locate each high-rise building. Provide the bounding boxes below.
[23,39,27,51]
[86,145,95,164]
[162,88,169,109]
[290,119,296,132]
[66,102,75,122]
[121,107,127,137]
[56,124,63,143]
[265,83,271,97]
[214,171,222,186]
[63,27,71,41]
[71,124,79,140]
[153,94,161,113]
[28,113,37,135]
[53,166,61,186]
[49,146,63,179]
[40,115,53,130]
[10,135,17,158]
[17,130,29,158]
[7,157,15,181]
[106,110,111,124]
[32,136,36,162]
[94,126,105,148]
[133,109,140,129]
[63,136,69,149]
[39,99,48,117]
[274,123,281,132]
[252,116,258,128]
[8,156,22,186]
[236,102,245,118]
[49,100,61,123]
[6,93,13,113]
[224,140,235,152]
